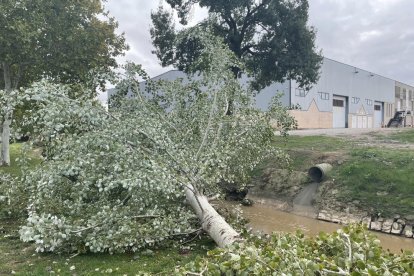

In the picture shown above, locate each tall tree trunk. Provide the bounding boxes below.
[0,123,2,161]
[1,118,11,166]
[185,185,241,247]
[225,66,241,116]
[1,62,12,166]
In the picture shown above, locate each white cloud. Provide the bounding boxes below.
[309,0,414,85]
[104,0,414,86]
[359,30,382,42]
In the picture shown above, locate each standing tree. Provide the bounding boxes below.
[151,0,322,91]
[0,0,128,166]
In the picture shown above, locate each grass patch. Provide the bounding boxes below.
[0,220,213,275]
[0,143,42,177]
[276,135,349,152]
[370,129,414,144]
[272,135,350,170]
[1,143,42,219]
[249,136,347,181]
[387,129,414,144]
[334,148,414,217]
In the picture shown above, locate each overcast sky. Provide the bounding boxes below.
[104,0,414,86]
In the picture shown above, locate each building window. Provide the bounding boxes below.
[318,92,329,100]
[366,99,373,106]
[333,99,344,107]
[351,97,360,104]
[385,103,392,117]
[374,105,381,111]
[395,87,401,99]
[295,88,308,97]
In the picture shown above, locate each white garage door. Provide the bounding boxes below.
[333,96,347,128]
[374,102,383,128]
[351,115,373,128]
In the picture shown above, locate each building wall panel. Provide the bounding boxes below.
[289,100,332,129]
[291,58,395,113]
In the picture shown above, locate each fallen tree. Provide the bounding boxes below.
[185,184,241,247]
[17,33,295,253]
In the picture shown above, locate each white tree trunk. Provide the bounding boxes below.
[1,62,12,166]
[185,185,241,247]
[1,118,11,166]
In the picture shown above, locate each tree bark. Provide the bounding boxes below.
[1,62,12,166]
[185,184,241,248]
[1,118,11,166]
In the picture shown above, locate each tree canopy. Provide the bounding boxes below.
[0,0,128,165]
[151,0,322,91]
[0,0,128,90]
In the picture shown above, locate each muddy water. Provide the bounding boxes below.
[241,203,414,254]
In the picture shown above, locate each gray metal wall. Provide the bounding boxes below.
[251,80,290,111]
[108,70,290,111]
[291,58,395,115]
[108,57,400,117]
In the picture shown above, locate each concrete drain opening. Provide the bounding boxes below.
[308,163,333,183]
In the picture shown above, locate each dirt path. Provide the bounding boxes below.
[287,127,410,137]
[286,128,414,149]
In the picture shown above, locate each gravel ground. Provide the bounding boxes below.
[286,127,413,137]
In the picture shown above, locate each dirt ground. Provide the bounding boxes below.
[287,127,414,150]
[287,127,410,137]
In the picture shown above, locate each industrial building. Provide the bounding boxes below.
[109,57,414,129]
[254,58,414,129]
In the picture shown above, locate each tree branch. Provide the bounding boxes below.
[132,79,180,134]
[71,215,161,234]
[241,44,256,55]
[223,11,237,35]
[250,0,271,16]
[195,88,218,161]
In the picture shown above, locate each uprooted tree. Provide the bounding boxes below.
[17,34,295,252]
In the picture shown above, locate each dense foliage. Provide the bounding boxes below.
[0,0,127,89]
[180,225,414,275]
[151,0,322,90]
[1,0,128,165]
[17,38,294,253]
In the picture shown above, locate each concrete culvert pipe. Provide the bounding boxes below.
[308,163,333,183]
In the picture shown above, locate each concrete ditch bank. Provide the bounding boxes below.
[317,210,414,238]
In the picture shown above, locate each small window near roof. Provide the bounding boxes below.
[351,97,360,104]
[333,99,344,107]
[318,92,329,100]
[295,88,307,97]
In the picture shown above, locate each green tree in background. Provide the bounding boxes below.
[151,0,322,91]
[0,0,128,166]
